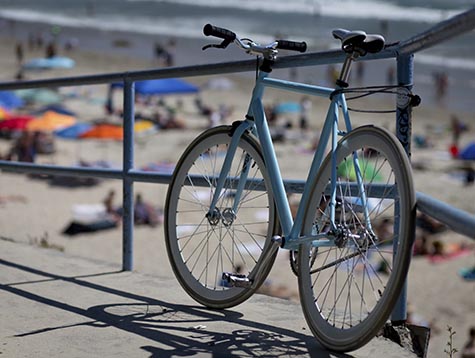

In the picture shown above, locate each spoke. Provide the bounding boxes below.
[221,220,262,265]
[177,215,209,252]
[232,213,266,257]
[187,226,213,274]
[310,249,364,274]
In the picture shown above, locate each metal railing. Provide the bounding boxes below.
[1,9,474,276]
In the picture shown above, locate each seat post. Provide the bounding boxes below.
[337,52,359,87]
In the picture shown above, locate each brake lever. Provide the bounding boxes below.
[202,39,232,51]
[202,43,223,50]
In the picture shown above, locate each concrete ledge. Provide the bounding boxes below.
[0,239,416,357]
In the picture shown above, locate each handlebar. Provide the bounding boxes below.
[276,40,307,53]
[203,24,236,43]
[203,23,307,59]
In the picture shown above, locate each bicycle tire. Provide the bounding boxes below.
[165,125,279,309]
[298,125,415,352]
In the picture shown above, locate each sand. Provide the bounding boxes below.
[0,30,474,357]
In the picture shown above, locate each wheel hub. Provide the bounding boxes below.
[221,208,236,226]
[333,224,349,248]
[206,208,221,226]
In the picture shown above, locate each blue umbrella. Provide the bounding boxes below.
[55,123,93,139]
[34,104,76,116]
[0,91,24,109]
[274,102,301,114]
[459,142,475,160]
[22,56,75,71]
[111,78,199,95]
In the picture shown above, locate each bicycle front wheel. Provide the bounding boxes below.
[165,125,279,309]
[298,125,415,352]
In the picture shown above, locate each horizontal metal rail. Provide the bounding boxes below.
[416,192,475,239]
[398,8,475,55]
[0,160,394,198]
[2,159,474,240]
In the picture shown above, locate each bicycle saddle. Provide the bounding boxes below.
[332,28,385,55]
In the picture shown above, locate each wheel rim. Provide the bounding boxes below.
[299,127,414,349]
[166,128,277,306]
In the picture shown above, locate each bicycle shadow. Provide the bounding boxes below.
[1,258,352,358]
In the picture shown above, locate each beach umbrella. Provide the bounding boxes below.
[15,89,62,106]
[0,106,11,120]
[274,102,301,114]
[80,123,123,140]
[26,111,76,132]
[22,56,75,71]
[34,104,76,117]
[0,115,35,131]
[55,123,93,139]
[111,78,199,95]
[0,91,24,110]
[459,142,475,160]
[134,120,156,134]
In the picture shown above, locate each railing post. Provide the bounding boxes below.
[391,53,414,323]
[122,78,135,271]
[395,54,413,155]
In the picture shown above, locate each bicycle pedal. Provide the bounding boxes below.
[222,272,252,288]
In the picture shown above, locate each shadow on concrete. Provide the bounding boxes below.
[1,258,354,358]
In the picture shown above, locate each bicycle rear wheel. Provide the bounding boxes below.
[165,125,279,309]
[298,125,415,351]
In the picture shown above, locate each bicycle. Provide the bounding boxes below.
[164,24,416,352]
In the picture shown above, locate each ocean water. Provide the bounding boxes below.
[0,0,474,112]
[0,0,473,61]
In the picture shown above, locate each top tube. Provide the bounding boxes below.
[261,77,334,98]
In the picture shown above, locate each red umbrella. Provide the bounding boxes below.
[0,115,35,131]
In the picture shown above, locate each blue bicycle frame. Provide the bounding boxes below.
[207,69,372,251]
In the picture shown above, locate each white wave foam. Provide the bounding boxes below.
[0,9,203,39]
[415,54,475,71]
[127,0,465,23]
[0,8,315,45]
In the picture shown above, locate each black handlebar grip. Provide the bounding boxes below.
[276,40,307,53]
[203,24,236,42]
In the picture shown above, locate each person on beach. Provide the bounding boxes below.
[134,193,163,227]
[154,42,167,66]
[450,114,468,148]
[299,96,311,131]
[164,38,176,67]
[7,132,36,162]
[103,189,121,222]
[15,41,24,65]
[194,96,229,128]
[45,42,57,58]
[433,71,448,104]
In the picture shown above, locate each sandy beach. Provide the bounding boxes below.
[1,24,474,357]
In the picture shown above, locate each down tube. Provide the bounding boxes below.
[251,98,294,237]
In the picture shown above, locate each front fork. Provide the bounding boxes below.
[206,120,254,224]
